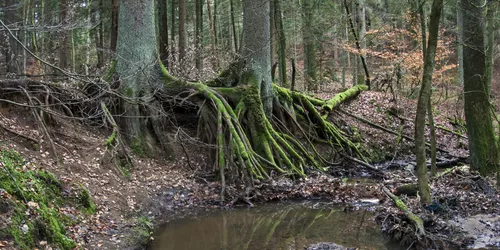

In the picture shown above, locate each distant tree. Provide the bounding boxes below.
[178,0,186,62]
[302,0,316,90]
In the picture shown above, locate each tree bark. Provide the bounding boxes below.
[195,0,203,71]
[159,0,169,65]
[456,0,464,86]
[111,0,119,54]
[229,0,238,53]
[462,0,499,176]
[302,0,317,90]
[242,0,273,117]
[116,0,164,155]
[414,0,443,205]
[58,0,71,70]
[484,1,496,95]
[178,0,186,62]
[275,0,287,86]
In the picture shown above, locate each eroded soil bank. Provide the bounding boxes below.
[0,90,498,249]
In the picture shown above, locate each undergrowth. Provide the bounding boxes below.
[0,149,96,249]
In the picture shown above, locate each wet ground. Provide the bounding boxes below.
[148,201,405,250]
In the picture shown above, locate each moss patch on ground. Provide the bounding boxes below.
[0,149,96,249]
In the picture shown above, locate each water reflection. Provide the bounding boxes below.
[149,202,402,250]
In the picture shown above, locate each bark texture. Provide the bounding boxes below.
[242,0,273,117]
[116,0,164,155]
[461,0,499,176]
[414,0,443,204]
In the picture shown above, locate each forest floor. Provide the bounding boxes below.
[0,86,499,249]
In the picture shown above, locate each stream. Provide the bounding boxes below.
[148,201,405,250]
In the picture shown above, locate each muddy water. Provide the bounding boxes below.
[148,202,404,250]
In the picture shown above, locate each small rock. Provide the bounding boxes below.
[21,224,29,234]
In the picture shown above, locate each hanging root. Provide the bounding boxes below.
[101,101,134,177]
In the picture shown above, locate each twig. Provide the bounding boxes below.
[176,128,194,170]
[20,87,59,163]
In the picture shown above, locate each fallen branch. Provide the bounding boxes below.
[341,153,381,172]
[381,186,425,239]
[323,84,367,111]
[388,110,467,139]
[339,109,449,154]
[0,123,39,146]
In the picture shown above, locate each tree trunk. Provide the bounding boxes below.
[116,0,164,155]
[159,0,169,65]
[484,1,496,95]
[302,0,316,90]
[275,0,287,86]
[58,0,70,70]
[195,0,203,71]
[242,0,273,117]
[417,0,437,177]
[206,0,217,68]
[170,0,176,62]
[462,0,499,176]
[456,0,464,86]
[229,0,238,53]
[414,0,443,205]
[178,0,186,62]
[111,0,119,54]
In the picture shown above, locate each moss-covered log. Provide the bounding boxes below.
[323,84,368,111]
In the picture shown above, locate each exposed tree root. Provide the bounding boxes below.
[160,65,368,190]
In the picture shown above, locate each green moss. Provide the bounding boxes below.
[131,216,153,247]
[0,149,95,249]
[74,185,96,214]
[103,59,117,83]
[124,87,134,97]
[105,130,117,148]
[131,137,147,157]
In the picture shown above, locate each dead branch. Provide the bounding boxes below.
[381,186,425,239]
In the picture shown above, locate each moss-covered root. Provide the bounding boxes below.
[323,84,368,111]
[382,186,425,239]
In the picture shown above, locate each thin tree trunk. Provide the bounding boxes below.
[111,0,119,54]
[229,0,238,53]
[415,0,444,205]
[275,0,287,86]
[302,0,316,90]
[344,0,371,89]
[178,0,186,62]
[417,0,437,176]
[170,0,176,62]
[206,0,217,68]
[59,0,70,70]
[456,0,464,86]
[195,0,203,71]
[159,0,169,65]
[484,1,496,95]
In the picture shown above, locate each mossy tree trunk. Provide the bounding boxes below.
[242,0,273,117]
[414,0,443,205]
[116,0,166,155]
[461,0,499,176]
